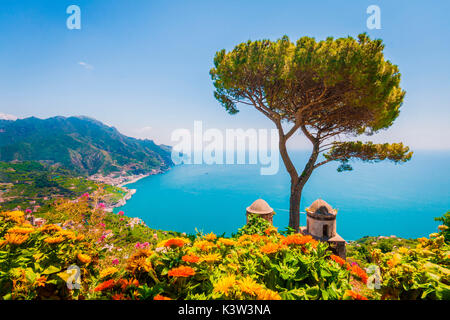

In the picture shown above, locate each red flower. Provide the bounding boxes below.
[154,294,172,300]
[345,290,368,300]
[94,279,115,292]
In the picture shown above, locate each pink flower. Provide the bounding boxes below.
[81,193,89,198]
[98,203,106,209]
[119,218,124,221]
[25,209,32,214]
[98,223,106,228]
[118,211,124,216]
[112,258,119,265]
[134,242,149,249]
[97,235,106,243]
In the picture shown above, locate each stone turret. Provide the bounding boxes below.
[300,199,346,259]
[246,199,275,225]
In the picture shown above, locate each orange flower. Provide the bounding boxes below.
[218,238,236,246]
[35,275,47,288]
[182,254,200,263]
[281,234,312,246]
[77,253,92,264]
[204,232,217,241]
[154,294,172,300]
[112,293,126,300]
[264,226,278,236]
[260,243,281,254]
[164,237,188,248]
[117,278,139,291]
[345,290,368,300]
[330,254,346,266]
[167,266,195,278]
[350,265,368,284]
[94,279,115,292]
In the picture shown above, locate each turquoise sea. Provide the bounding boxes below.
[115,151,450,240]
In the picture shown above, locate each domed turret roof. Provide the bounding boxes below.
[246,199,274,215]
[306,199,337,216]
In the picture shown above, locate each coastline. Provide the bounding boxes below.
[105,167,172,212]
[117,173,150,188]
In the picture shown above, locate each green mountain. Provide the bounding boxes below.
[0,116,173,175]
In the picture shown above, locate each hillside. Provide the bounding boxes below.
[0,116,173,175]
[0,161,125,211]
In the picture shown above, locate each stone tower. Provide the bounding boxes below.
[246,199,275,225]
[300,199,346,259]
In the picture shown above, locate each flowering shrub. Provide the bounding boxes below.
[2,201,449,300]
[371,234,450,299]
[0,210,99,299]
[94,219,354,300]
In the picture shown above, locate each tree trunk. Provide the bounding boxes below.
[289,183,304,231]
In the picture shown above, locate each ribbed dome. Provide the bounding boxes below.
[246,199,273,215]
[306,199,336,216]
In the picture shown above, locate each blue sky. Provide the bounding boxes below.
[0,0,449,149]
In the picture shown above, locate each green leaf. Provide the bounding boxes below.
[42,265,61,275]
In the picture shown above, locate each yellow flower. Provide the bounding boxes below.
[387,253,402,267]
[2,211,25,224]
[75,234,85,241]
[44,235,65,244]
[40,224,62,233]
[7,226,35,234]
[398,247,409,254]
[193,240,215,252]
[237,235,252,245]
[429,233,439,238]
[57,230,77,240]
[5,233,29,245]
[237,276,263,296]
[218,238,236,246]
[126,249,153,274]
[199,253,222,263]
[77,253,92,264]
[99,267,118,279]
[256,288,282,300]
[203,232,217,241]
[34,275,47,288]
[214,275,236,296]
